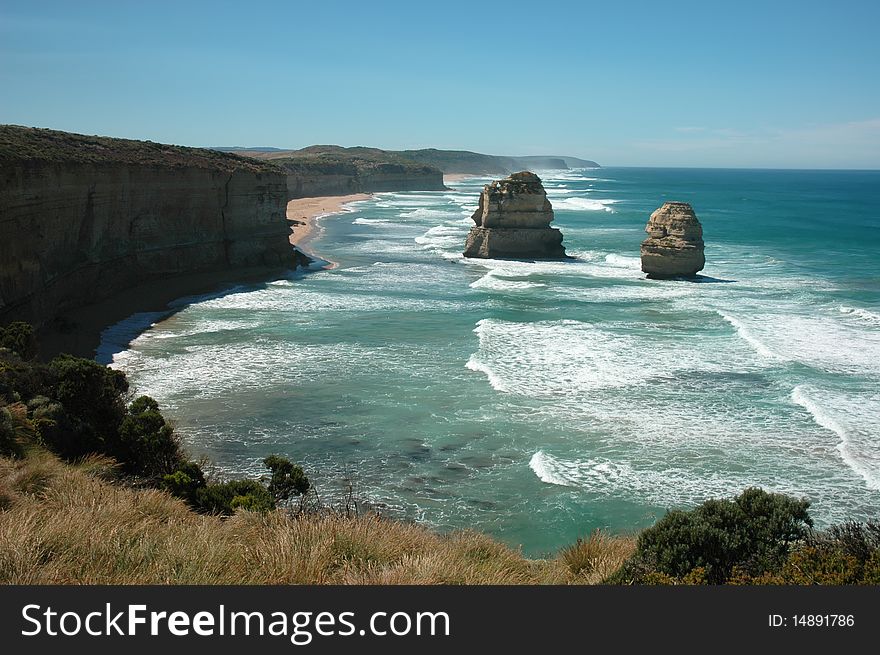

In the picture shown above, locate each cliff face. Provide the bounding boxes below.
[284,167,444,198]
[275,150,446,198]
[0,126,294,329]
[463,172,567,259]
[640,201,705,279]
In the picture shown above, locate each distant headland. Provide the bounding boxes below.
[216,144,599,178]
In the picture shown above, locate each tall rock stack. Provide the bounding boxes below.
[463,171,567,259]
[640,201,705,278]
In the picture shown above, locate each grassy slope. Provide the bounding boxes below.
[264,145,441,177]
[0,450,634,584]
[227,145,599,175]
[0,125,278,173]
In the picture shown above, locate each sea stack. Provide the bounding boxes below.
[463,171,567,259]
[640,201,705,278]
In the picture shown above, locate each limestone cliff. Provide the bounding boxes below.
[0,126,295,329]
[463,172,567,259]
[640,201,705,278]
[246,146,446,198]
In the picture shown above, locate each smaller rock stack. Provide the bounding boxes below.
[463,171,567,259]
[640,201,705,278]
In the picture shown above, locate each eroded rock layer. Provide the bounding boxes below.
[0,126,294,328]
[463,172,566,259]
[640,201,705,278]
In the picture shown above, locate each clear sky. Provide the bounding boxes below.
[1,0,878,168]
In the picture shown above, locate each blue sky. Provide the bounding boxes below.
[1,0,878,167]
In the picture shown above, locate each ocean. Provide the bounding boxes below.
[105,167,880,556]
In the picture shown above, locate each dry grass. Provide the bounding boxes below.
[0,452,635,584]
[559,529,638,584]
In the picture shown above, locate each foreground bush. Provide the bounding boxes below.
[731,520,880,585]
[0,322,38,361]
[607,488,813,584]
[1,323,305,514]
[162,455,309,516]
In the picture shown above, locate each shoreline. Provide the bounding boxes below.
[37,265,291,362]
[39,194,374,362]
[287,194,371,269]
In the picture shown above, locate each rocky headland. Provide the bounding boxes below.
[0,126,297,346]
[221,145,600,179]
[463,172,567,259]
[640,201,705,278]
[233,145,447,198]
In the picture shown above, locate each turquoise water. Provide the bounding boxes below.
[107,167,880,556]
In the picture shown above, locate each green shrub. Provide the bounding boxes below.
[746,520,880,585]
[164,457,309,516]
[0,353,51,403]
[28,395,98,460]
[607,488,812,584]
[162,461,207,504]
[47,355,128,451]
[195,479,275,516]
[263,454,310,503]
[116,396,184,477]
[0,322,38,361]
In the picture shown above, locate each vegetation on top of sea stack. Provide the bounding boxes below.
[0,125,280,173]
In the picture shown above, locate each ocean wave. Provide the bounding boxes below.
[414,224,468,256]
[715,309,880,375]
[552,197,618,212]
[464,317,751,397]
[528,451,795,507]
[717,311,784,360]
[469,270,547,292]
[99,311,169,365]
[352,217,395,226]
[791,385,880,491]
[604,253,642,269]
[400,208,458,219]
[839,305,880,326]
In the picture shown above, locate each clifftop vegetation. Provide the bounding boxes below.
[0,125,279,173]
[220,144,600,176]
[269,145,441,177]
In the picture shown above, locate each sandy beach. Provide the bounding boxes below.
[443,173,474,184]
[287,194,371,250]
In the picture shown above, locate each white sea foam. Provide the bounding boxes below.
[400,208,457,220]
[603,253,642,270]
[352,217,395,226]
[715,309,880,375]
[552,197,618,212]
[469,270,546,291]
[528,450,797,507]
[464,317,756,397]
[99,311,168,364]
[528,451,576,487]
[717,311,784,360]
[464,357,505,392]
[791,386,880,491]
[839,305,880,326]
